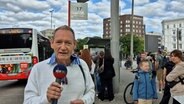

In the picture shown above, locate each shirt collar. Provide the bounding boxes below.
[48,53,80,65]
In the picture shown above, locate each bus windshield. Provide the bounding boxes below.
[0,33,32,49]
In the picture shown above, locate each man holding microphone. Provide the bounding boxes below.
[24,25,95,104]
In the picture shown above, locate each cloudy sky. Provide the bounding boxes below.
[0,0,184,39]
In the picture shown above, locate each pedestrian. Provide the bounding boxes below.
[98,49,115,101]
[94,51,104,94]
[0,65,2,73]
[74,48,80,56]
[160,55,180,104]
[133,59,158,104]
[80,49,95,82]
[149,54,156,77]
[136,53,141,68]
[137,51,153,71]
[23,25,95,104]
[124,57,132,69]
[155,50,164,93]
[166,49,184,104]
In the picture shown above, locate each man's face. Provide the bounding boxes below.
[99,52,104,58]
[141,53,147,60]
[51,29,76,64]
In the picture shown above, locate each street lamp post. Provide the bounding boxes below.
[110,0,120,93]
[130,0,134,65]
[68,0,71,27]
[49,9,54,29]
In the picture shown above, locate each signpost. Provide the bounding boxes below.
[70,3,88,20]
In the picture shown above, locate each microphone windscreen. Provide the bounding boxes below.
[53,64,67,79]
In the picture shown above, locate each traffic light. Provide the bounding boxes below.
[77,0,89,2]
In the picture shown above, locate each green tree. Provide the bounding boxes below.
[120,35,144,56]
[76,38,88,50]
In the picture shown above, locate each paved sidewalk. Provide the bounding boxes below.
[94,70,164,104]
[94,60,172,104]
[94,66,133,104]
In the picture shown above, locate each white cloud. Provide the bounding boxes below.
[0,0,184,39]
[6,3,22,13]
[88,0,110,18]
[16,12,46,21]
[121,0,184,33]
[15,0,50,11]
[144,17,162,32]
[134,1,167,17]
[134,0,149,5]
[168,0,184,12]
[71,13,104,38]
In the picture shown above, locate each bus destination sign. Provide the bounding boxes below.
[0,28,32,34]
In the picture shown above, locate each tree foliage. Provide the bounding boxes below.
[76,38,88,50]
[120,35,144,56]
[76,35,144,57]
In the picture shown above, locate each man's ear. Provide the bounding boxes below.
[74,40,77,49]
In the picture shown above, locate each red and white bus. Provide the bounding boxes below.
[0,28,53,80]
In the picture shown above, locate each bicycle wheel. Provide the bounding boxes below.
[123,82,134,104]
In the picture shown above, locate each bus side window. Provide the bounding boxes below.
[37,34,53,62]
[38,35,44,61]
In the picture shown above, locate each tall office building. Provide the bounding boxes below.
[162,18,184,52]
[145,32,162,52]
[103,14,145,38]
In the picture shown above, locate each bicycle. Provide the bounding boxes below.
[123,70,138,104]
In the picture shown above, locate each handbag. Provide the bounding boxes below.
[167,76,184,88]
[167,81,179,88]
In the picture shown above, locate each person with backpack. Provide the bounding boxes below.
[155,50,164,93]
[133,59,158,104]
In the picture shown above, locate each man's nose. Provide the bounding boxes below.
[59,43,67,49]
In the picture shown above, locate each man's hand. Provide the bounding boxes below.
[47,82,63,102]
[70,99,84,104]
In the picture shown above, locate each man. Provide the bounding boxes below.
[155,50,164,93]
[24,25,95,104]
[136,53,141,68]
[138,52,153,70]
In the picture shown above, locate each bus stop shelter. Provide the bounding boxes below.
[87,37,110,48]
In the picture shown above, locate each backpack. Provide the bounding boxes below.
[135,70,155,80]
[161,56,168,68]
[157,55,164,69]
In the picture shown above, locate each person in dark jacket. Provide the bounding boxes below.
[98,49,115,101]
[124,57,132,69]
[160,57,180,104]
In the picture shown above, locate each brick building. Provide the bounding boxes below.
[103,14,145,38]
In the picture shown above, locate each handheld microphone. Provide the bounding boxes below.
[52,64,67,104]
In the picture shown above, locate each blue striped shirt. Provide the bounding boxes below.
[48,53,80,65]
